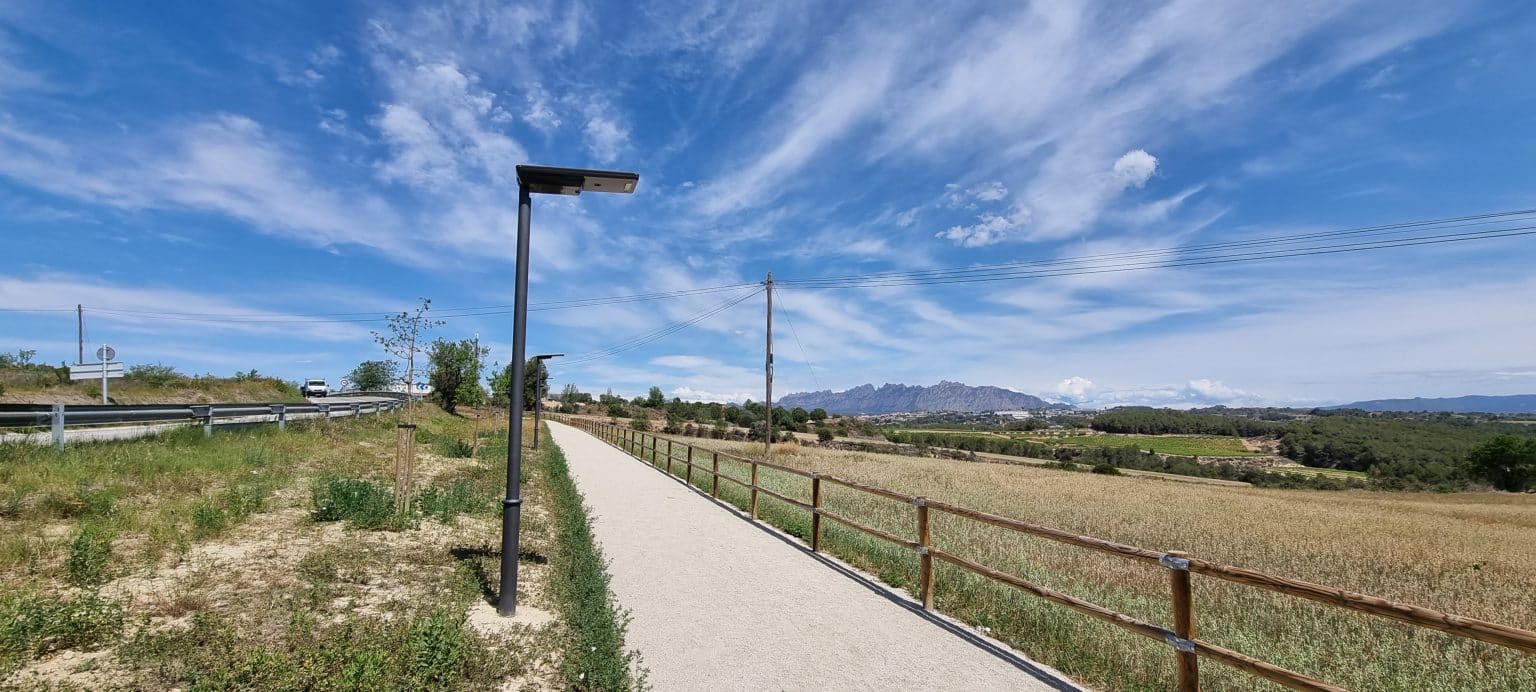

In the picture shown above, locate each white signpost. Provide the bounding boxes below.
[69,344,122,403]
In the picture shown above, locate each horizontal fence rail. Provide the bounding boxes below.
[0,398,403,448]
[569,418,1535,691]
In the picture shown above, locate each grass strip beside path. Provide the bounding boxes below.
[540,431,647,690]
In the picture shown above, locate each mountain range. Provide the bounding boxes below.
[1332,394,1536,414]
[778,381,1069,415]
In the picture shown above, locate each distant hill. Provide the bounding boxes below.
[1332,394,1536,414]
[779,381,1069,415]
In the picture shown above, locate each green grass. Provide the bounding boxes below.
[1026,433,1263,457]
[524,429,646,690]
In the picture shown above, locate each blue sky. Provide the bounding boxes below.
[3,0,1536,408]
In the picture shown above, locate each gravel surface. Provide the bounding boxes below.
[546,421,1080,691]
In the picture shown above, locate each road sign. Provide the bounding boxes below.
[69,362,124,380]
[96,345,115,361]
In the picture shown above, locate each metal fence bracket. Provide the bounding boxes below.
[1160,553,1191,571]
[1164,632,1197,653]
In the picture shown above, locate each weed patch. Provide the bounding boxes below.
[416,479,480,523]
[119,607,534,690]
[0,591,124,675]
[310,477,410,530]
[433,437,475,459]
[66,525,115,587]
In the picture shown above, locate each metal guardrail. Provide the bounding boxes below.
[0,396,403,448]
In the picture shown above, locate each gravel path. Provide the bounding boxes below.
[546,421,1079,691]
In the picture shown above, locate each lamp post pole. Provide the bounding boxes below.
[498,165,638,619]
[499,183,533,617]
[532,353,563,450]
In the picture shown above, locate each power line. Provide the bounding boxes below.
[557,288,764,368]
[779,208,1536,287]
[772,290,822,391]
[780,222,1536,289]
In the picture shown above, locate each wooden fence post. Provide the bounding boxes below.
[665,438,673,475]
[1168,550,1199,691]
[686,446,694,487]
[917,498,933,609]
[811,473,822,552]
[750,461,760,520]
[711,451,720,497]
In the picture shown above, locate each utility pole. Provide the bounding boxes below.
[764,271,774,460]
[77,305,84,365]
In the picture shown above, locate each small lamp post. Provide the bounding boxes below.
[530,353,563,450]
[501,165,639,617]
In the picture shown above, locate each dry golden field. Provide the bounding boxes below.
[631,432,1536,691]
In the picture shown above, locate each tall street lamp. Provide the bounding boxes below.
[530,353,563,450]
[501,165,639,618]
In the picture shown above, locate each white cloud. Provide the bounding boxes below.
[694,1,1458,240]
[652,355,719,369]
[671,386,753,404]
[935,209,1031,247]
[522,82,562,132]
[0,114,408,256]
[0,273,372,343]
[971,181,1008,202]
[1055,376,1096,402]
[690,23,905,218]
[1111,149,1157,188]
[582,104,629,163]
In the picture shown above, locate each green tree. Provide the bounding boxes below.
[486,362,513,407]
[809,408,828,422]
[427,338,488,414]
[645,386,666,409]
[522,358,550,411]
[1467,435,1536,492]
[348,360,398,391]
[372,298,442,423]
[630,409,651,431]
[560,383,591,404]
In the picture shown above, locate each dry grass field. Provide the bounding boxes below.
[637,433,1535,691]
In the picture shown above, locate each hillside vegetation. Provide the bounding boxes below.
[1088,406,1536,490]
[0,352,303,404]
[652,433,1536,691]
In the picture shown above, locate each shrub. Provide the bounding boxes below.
[816,427,834,442]
[1,592,124,674]
[1091,462,1121,475]
[416,480,479,523]
[310,478,403,530]
[432,437,474,458]
[126,363,183,386]
[191,500,228,539]
[66,525,114,587]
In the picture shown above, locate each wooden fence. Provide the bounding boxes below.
[570,419,1536,691]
